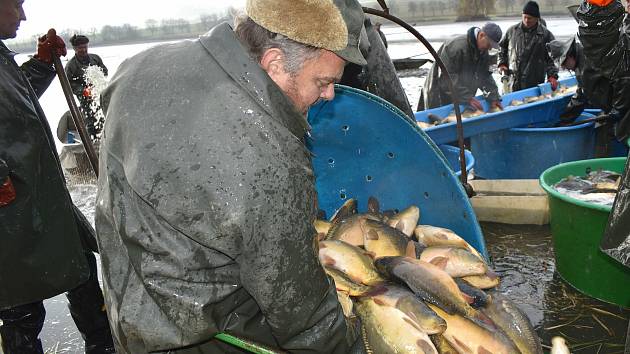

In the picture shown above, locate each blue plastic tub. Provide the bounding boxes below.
[415,77,578,145]
[470,113,596,179]
[308,85,487,258]
[438,145,474,177]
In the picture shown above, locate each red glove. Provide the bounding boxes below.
[82,86,92,98]
[34,28,67,64]
[468,98,484,111]
[490,100,503,110]
[0,177,16,207]
[498,64,509,75]
[548,77,559,91]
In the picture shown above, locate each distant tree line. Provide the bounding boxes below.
[6,10,236,53]
[364,0,580,22]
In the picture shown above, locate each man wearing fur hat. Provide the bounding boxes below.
[66,34,108,140]
[498,1,558,92]
[96,0,367,353]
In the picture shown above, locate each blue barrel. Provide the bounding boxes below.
[470,113,597,179]
[308,85,487,257]
[438,145,475,177]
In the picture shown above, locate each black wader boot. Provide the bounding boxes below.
[66,251,115,354]
[0,301,45,354]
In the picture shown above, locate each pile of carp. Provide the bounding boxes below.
[417,85,579,129]
[554,169,621,207]
[315,198,542,354]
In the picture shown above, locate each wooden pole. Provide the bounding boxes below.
[47,29,99,177]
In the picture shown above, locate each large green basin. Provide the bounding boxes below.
[540,157,630,307]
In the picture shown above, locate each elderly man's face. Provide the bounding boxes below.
[0,0,26,40]
[274,50,345,115]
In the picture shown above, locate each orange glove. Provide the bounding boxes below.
[586,0,614,6]
[82,86,92,98]
[34,28,67,64]
[548,77,559,91]
[468,98,484,111]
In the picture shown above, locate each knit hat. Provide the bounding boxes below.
[246,0,348,52]
[523,1,540,18]
[70,34,89,47]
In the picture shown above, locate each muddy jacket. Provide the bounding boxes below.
[578,0,630,140]
[601,155,630,268]
[0,41,90,309]
[96,23,361,353]
[498,22,558,91]
[65,53,108,97]
[424,27,499,109]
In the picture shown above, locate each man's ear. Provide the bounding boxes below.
[260,48,285,78]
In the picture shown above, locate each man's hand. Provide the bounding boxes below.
[548,76,559,91]
[82,86,92,98]
[490,100,503,110]
[498,64,509,76]
[468,97,484,111]
[34,28,67,64]
[0,160,16,207]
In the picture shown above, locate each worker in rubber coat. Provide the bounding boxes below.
[0,0,114,352]
[575,0,630,142]
[598,0,630,268]
[498,1,559,92]
[547,36,588,120]
[65,34,108,140]
[424,22,503,111]
[96,0,367,352]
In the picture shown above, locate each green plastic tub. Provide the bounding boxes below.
[540,157,630,307]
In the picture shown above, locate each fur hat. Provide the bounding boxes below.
[70,34,89,47]
[246,0,348,51]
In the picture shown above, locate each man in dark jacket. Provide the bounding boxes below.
[498,1,559,92]
[575,0,630,142]
[424,22,503,110]
[0,0,114,353]
[96,0,367,352]
[65,34,108,140]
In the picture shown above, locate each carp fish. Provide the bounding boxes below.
[319,240,384,285]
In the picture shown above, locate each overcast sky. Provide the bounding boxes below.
[14,0,247,41]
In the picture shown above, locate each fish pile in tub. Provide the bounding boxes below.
[314,198,542,354]
[417,85,578,129]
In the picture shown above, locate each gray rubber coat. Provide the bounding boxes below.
[96,23,362,353]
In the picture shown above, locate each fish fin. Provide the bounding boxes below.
[436,232,449,240]
[329,199,356,223]
[429,256,449,270]
[478,346,493,354]
[382,209,396,219]
[405,241,418,258]
[417,339,437,354]
[395,220,406,233]
[453,337,473,353]
[403,316,424,332]
[367,196,380,214]
[460,292,475,305]
[365,251,377,259]
[373,297,387,306]
[316,209,327,220]
[321,255,336,267]
[366,229,380,240]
